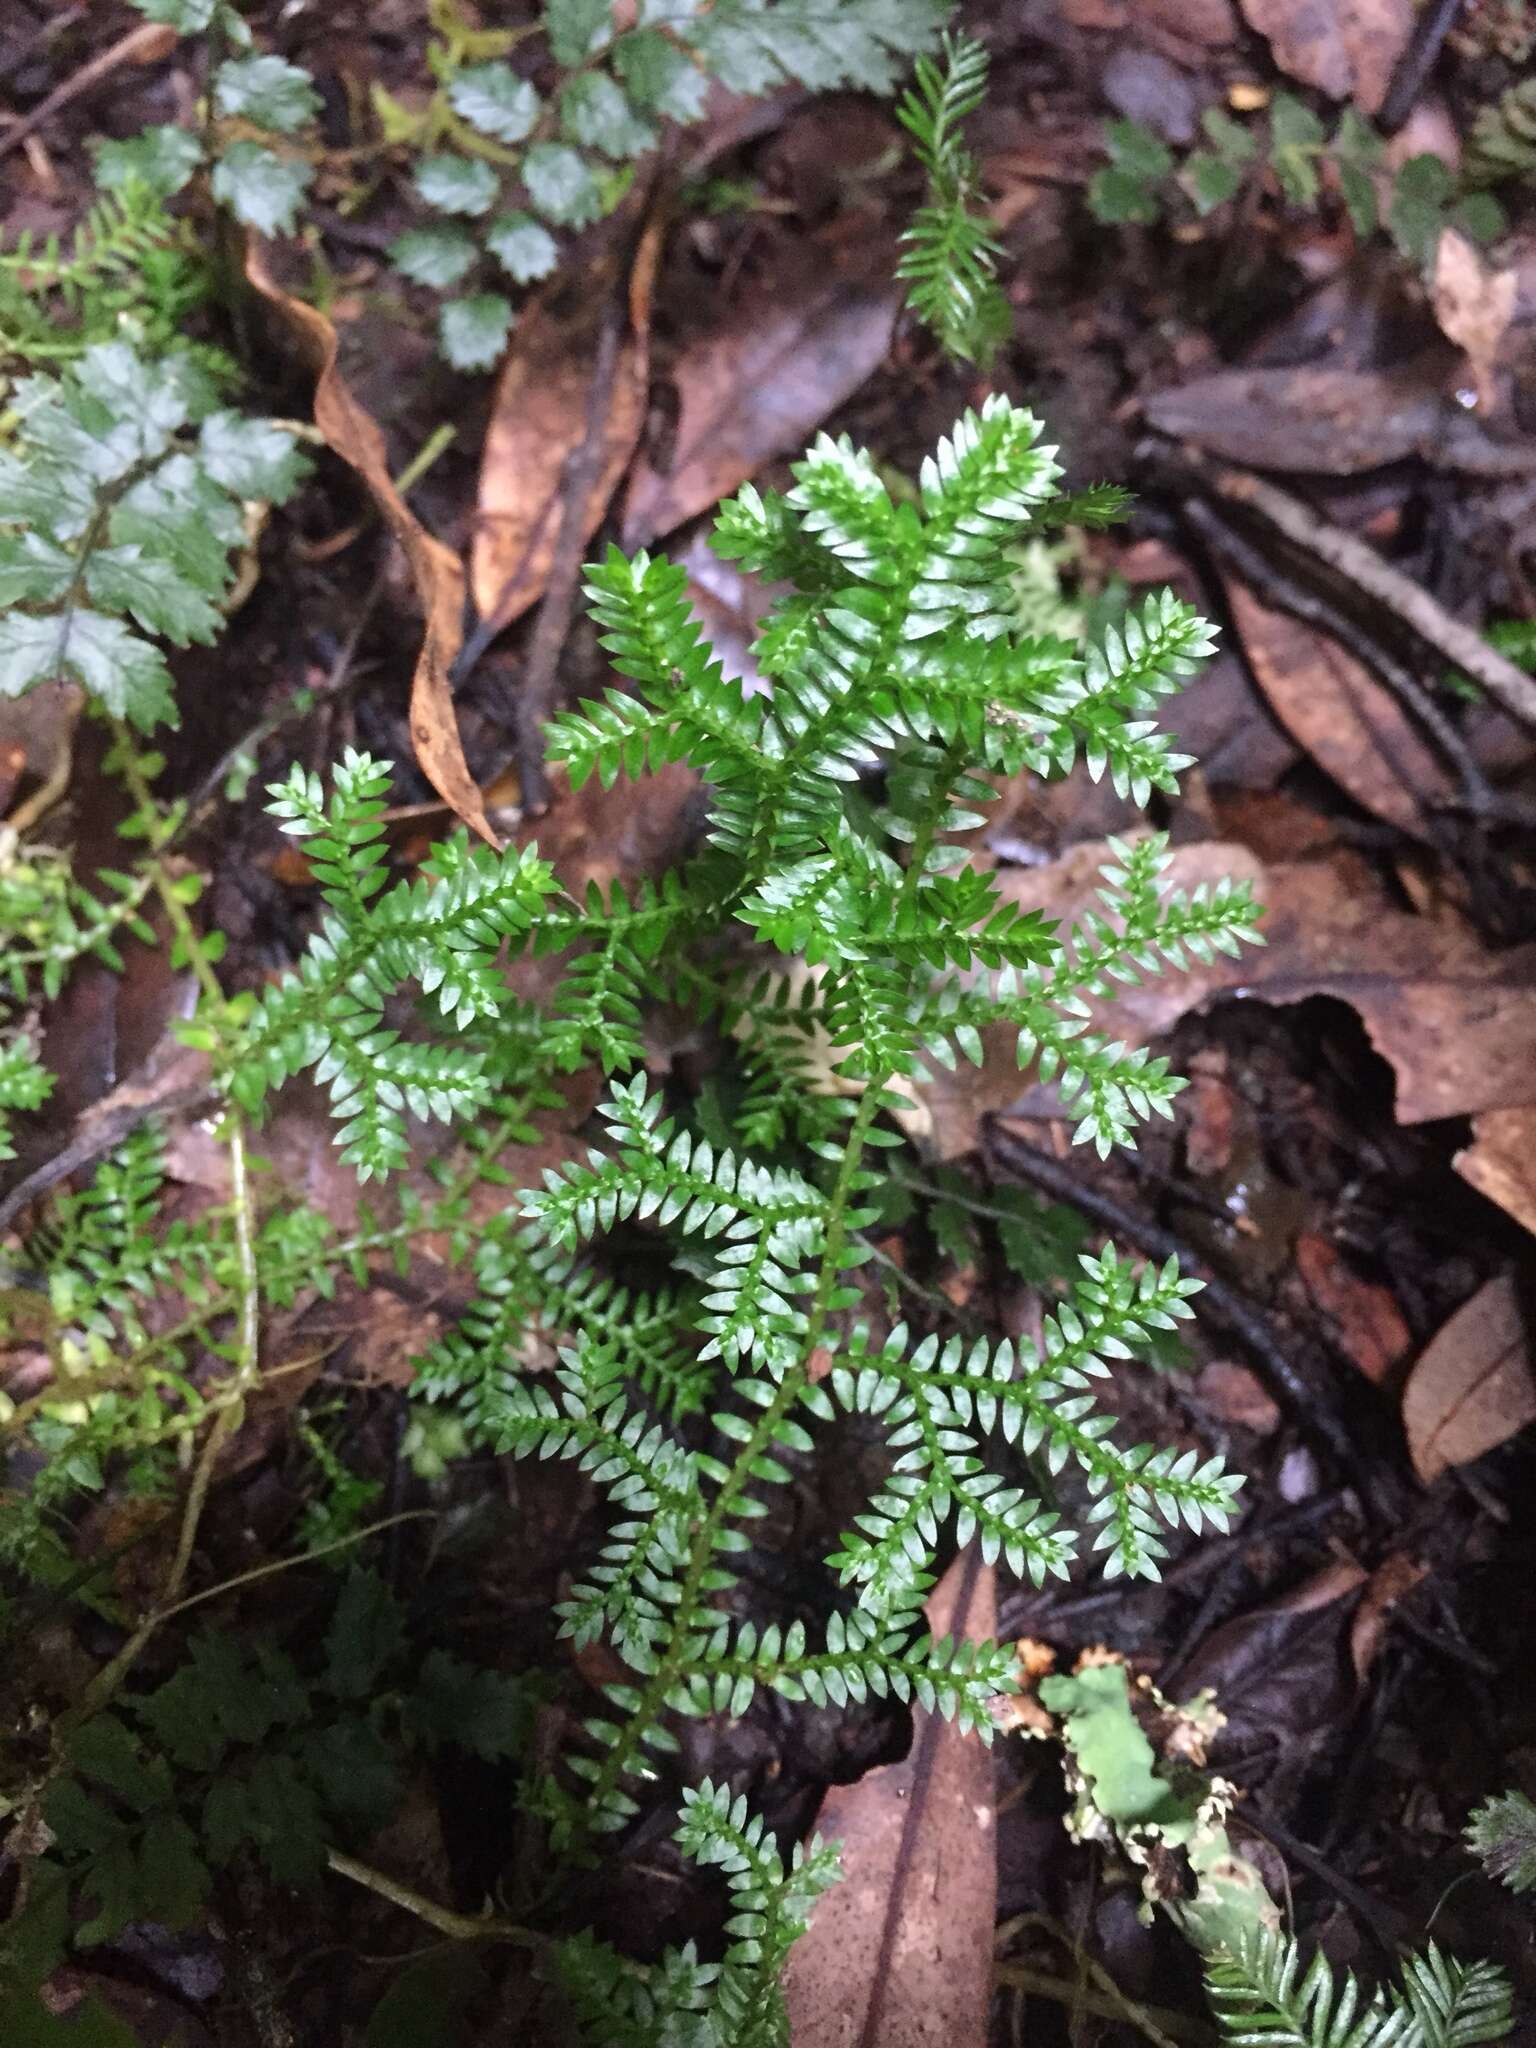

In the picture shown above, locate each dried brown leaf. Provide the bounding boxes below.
[1402,1273,1536,1483]
[1431,229,1518,415]
[245,245,495,847]
[1237,0,1412,113]
[1454,1107,1536,1238]
[1224,579,1454,838]
[782,1552,996,2048]
[1172,1558,1367,1798]
[1348,1551,1427,1682]
[1145,363,1458,474]
[470,209,663,636]
[1294,1232,1411,1387]
[622,224,900,549]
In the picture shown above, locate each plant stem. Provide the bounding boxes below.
[994,1962,1212,2048]
[580,1084,885,1831]
[57,1513,435,1737]
[575,738,969,1830]
[326,1850,545,1949]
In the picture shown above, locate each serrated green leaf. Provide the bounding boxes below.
[1332,106,1383,167]
[239,1753,329,1885]
[299,1720,401,1824]
[448,61,541,143]
[76,1836,142,1948]
[63,612,178,730]
[1338,156,1378,236]
[1388,151,1453,263]
[136,1811,209,1929]
[1087,164,1162,225]
[560,71,656,156]
[439,293,514,370]
[1451,189,1507,244]
[213,53,320,134]
[84,546,223,645]
[401,1649,532,1760]
[391,222,480,288]
[415,152,501,216]
[113,455,246,591]
[486,211,559,282]
[0,612,66,701]
[0,533,74,607]
[1182,151,1241,215]
[522,142,603,226]
[1104,117,1173,182]
[42,1778,124,1860]
[1201,105,1257,164]
[614,29,708,119]
[1269,92,1326,206]
[324,1570,406,1697]
[198,411,307,500]
[68,1714,169,1812]
[91,123,202,198]
[211,142,313,233]
[545,0,614,67]
[364,1951,488,2048]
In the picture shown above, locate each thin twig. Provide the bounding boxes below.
[161,1119,259,1605]
[994,1961,1213,2046]
[59,1512,436,1736]
[1152,443,1536,733]
[983,1117,1359,1471]
[158,1511,437,1624]
[1180,497,1532,829]
[325,1849,546,1949]
[1377,0,1466,133]
[513,284,629,814]
[0,20,178,159]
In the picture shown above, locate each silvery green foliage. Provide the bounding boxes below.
[238,398,1262,2039]
[0,342,308,731]
[392,0,951,368]
[897,30,1010,363]
[118,1,319,232]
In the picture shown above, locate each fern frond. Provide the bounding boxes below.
[233,398,1255,1911]
[1206,1930,1512,2048]
[1399,1945,1513,2048]
[0,1034,52,1162]
[1207,1928,1405,2048]
[673,1777,841,2048]
[897,31,1009,364]
[238,752,559,1177]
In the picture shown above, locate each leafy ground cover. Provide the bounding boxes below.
[2,1,1535,2042]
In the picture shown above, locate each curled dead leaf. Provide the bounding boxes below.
[1402,1274,1536,1483]
[244,243,495,848]
[1294,1233,1412,1387]
[1348,1551,1427,1683]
